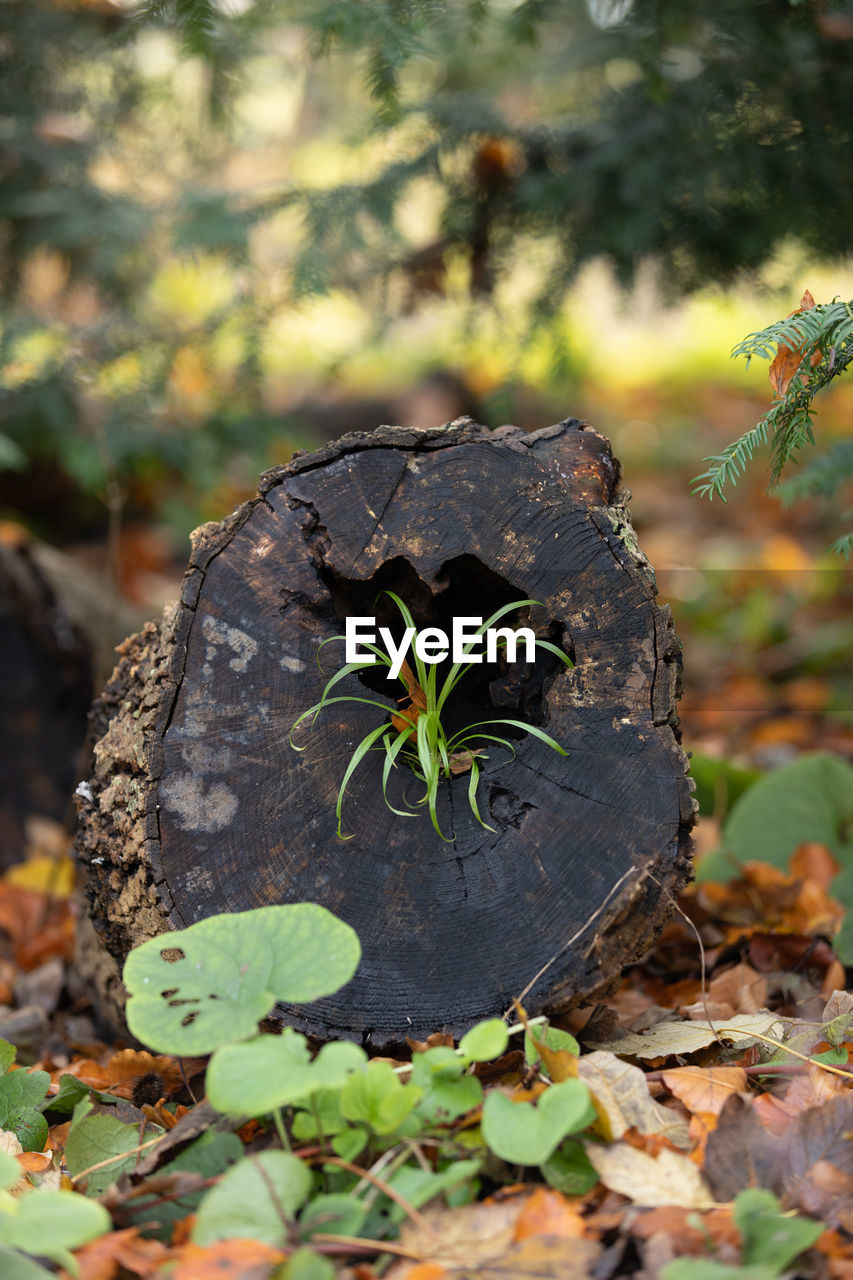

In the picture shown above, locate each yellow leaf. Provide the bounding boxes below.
[5,855,74,899]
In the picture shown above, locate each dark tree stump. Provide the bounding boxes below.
[75,419,695,1048]
[0,536,144,869]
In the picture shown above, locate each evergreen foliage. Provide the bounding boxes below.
[693,299,853,556]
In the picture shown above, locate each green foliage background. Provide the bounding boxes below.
[3,0,853,543]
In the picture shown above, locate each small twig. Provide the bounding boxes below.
[70,1134,165,1183]
[510,865,642,1011]
[308,1233,425,1259]
[646,1060,843,1083]
[177,1057,198,1106]
[647,870,719,1043]
[717,1028,853,1081]
[318,1155,439,1237]
[251,1152,295,1237]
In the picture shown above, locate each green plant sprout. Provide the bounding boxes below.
[290,592,573,842]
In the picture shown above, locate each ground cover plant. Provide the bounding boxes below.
[2,808,853,1278]
[290,592,573,840]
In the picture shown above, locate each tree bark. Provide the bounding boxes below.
[75,419,695,1049]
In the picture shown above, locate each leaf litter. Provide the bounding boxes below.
[0,819,853,1277]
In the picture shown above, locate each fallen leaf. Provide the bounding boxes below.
[781,1092,853,1225]
[768,289,820,398]
[587,1011,785,1059]
[687,1111,718,1164]
[661,1066,748,1117]
[630,1205,741,1259]
[753,1092,800,1136]
[0,883,74,967]
[70,1225,172,1280]
[578,1051,690,1148]
[706,964,768,1015]
[98,1050,187,1102]
[512,1187,585,1241]
[170,1238,285,1280]
[783,1062,847,1114]
[5,854,75,898]
[791,843,840,892]
[390,1191,599,1278]
[584,1140,714,1208]
[703,1095,781,1201]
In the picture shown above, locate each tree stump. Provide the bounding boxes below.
[0,535,144,869]
[75,419,695,1049]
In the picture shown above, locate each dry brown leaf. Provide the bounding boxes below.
[99,1049,187,1100]
[578,1051,689,1148]
[768,289,820,398]
[390,1196,526,1274]
[587,1011,784,1060]
[823,991,853,1021]
[687,1111,718,1164]
[703,1095,781,1201]
[0,883,74,968]
[513,1187,585,1241]
[390,1190,599,1278]
[630,1205,740,1259]
[170,1238,285,1280]
[661,1066,748,1117]
[584,1140,714,1208]
[791,843,840,892]
[783,1061,847,1114]
[752,1092,800,1137]
[706,964,768,1016]
[69,1226,172,1280]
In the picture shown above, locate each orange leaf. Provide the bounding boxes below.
[71,1226,172,1280]
[170,1238,286,1280]
[790,842,840,892]
[100,1049,187,1100]
[17,1152,52,1173]
[768,288,820,398]
[513,1187,586,1241]
[391,658,429,741]
[662,1066,748,1117]
[402,1267,450,1280]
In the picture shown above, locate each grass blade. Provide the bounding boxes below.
[381,727,420,818]
[335,722,392,838]
[534,638,574,668]
[467,756,496,833]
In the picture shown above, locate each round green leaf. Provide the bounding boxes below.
[481,1080,596,1166]
[207,1031,366,1115]
[340,1062,422,1135]
[0,1190,110,1261]
[280,1247,337,1280]
[192,1151,312,1247]
[123,904,361,1054]
[299,1193,366,1240]
[458,1019,509,1064]
[0,1151,21,1191]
